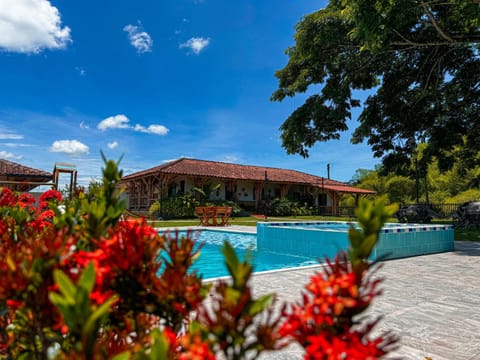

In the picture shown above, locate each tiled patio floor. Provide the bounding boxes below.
[161,225,480,359]
[251,241,480,359]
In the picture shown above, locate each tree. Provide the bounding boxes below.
[272,0,480,172]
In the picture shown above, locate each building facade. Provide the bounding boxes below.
[119,158,375,215]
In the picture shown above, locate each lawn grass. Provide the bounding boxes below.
[149,215,384,228]
[454,228,480,242]
[148,216,257,228]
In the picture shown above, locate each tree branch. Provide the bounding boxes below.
[418,0,454,43]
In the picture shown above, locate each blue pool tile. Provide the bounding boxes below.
[258,222,454,262]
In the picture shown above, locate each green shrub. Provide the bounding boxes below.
[446,189,480,204]
[270,197,313,216]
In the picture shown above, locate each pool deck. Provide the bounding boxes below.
[162,225,480,359]
[253,240,480,360]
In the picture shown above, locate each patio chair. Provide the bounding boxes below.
[215,206,232,226]
[203,206,217,226]
[195,206,208,226]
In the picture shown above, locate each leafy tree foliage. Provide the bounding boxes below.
[385,175,416,204]
[272,0,480,172]
[350,158,480,205]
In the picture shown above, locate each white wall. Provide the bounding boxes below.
[236,181,254,201]
[209,183,225,201]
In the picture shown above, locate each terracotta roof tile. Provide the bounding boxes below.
[122,158,374,194]
[0,159,51,178]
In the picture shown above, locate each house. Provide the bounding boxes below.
[0,159,77,195]
[119,158,374,215]
[0,159,53,192]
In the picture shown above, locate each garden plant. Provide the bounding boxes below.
[0,158,397,359]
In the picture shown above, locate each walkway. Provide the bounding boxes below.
[253,241,480,359]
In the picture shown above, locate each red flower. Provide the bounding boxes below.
[6,299,24,311]
[163,327,177,347]
[39,209,55,221]
[178,334,215,360]
[39,189,63,203]
[0,187,15,207]
[279,252,394,359]
[97,219,161,273]
[17,193,36,209]
[68,249,116,304]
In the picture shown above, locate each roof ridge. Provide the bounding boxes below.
[119,158,374,194]
[0,158,51,175]
[177,158,337,179]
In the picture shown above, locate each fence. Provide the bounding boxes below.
[320,203,464,219]
[423,203,460,218]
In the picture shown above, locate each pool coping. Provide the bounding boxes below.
[257,220,453,233]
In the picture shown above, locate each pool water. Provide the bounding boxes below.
[162,230,318,279]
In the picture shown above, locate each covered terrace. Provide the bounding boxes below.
[119,158,374,215]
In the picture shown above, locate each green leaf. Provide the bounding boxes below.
[189,320,204,333]
[222,241,239,275]
[82,295,117,337]
[225,287,241,304]
[112,352,130,360]
[49,291,68,306]
[78,262,96,293]
[53,269,76,304]
[249,294,273,316]
[150,329,170,360]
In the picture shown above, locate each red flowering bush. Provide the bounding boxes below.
[0,158,397,359]
[279,200,399,359]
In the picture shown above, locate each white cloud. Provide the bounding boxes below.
[123,23,153,53]
[97,114,131,131]
[0,131,23,140]
[49,140,89,156]
[79,121,89,129]
[98,114,169,136]
[221,155,239,163]
[0,150,22,160]
[146,124,169,135]
[179,37,210,54]
[75,66,86,76]
[133,124,169,135]
[0,0,71,54]
[107,141,118,149]
[3,143,31,148]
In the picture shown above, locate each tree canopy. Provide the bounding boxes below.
[347,157,480,206]
[272,0,480,172]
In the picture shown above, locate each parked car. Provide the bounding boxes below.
[396,204,440,223]
[453,201,480,229]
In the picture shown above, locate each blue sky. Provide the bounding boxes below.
[0,0,379,187]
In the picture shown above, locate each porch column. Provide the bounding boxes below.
[253,182,263,209]
[280,184,290,198]
[331,191,339,216]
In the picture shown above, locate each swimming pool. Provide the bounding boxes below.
[160,221,454,279]
[161,229,319,279]
[257,221,454,261]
